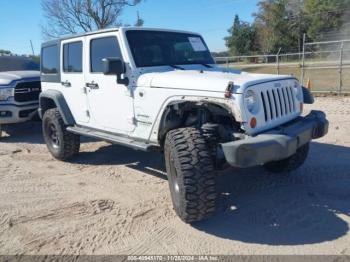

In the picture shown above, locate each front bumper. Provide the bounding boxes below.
[0,102,38,124]
[221,110,328,168]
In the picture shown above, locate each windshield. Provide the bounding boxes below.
[0,56,40,72]
[126,30,215,68]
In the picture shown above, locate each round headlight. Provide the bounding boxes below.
[245,90,259,114]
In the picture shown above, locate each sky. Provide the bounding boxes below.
[0,0,259,55]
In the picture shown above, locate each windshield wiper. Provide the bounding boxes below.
[168,65,185,70]
[199,63,213,68]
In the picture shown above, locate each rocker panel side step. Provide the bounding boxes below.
[67,125,157,151]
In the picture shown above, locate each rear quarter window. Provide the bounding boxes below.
[42,45,59,74]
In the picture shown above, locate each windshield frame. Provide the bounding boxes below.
[125,29,215,68]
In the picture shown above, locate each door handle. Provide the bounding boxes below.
[86,82,99,89]
[61,80,71,87]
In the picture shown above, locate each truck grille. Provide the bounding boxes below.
[14,81,41,103]
[260,86,297,122]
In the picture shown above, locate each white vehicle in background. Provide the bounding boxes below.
[0,56,41,137]
[39,27,328,223]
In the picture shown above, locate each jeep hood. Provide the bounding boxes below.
[0,71,40,86]
[142,69,295,93]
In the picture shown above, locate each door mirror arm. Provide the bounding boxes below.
[117,75,129,86]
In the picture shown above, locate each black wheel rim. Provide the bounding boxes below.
[46,122,60,149]
[169,152,180,200]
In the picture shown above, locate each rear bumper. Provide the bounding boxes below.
[0,103,38,125]
[221,110,328,168]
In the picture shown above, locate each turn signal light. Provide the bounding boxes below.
[250,117,257,128]
[306,79,312,90]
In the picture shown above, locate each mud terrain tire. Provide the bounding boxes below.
[264,143,310,173]
[42,108,80,161]
[164,127,216,223]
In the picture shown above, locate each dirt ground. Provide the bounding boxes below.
[0,96,349,255]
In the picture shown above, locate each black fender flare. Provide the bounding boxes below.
[39,90,75,125]
[302,86,314,104]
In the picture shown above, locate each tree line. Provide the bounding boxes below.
[42,0,143,38]
[0,49,12,56]
[225,0,350,56]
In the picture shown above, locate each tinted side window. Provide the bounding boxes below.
[42,45,59,74]
[63,41,82,73]
[90,37,122,73]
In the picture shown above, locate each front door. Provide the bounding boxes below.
[84,33,135,134]
[60,38,90,124]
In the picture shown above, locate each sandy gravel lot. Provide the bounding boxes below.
[0,96,349,255]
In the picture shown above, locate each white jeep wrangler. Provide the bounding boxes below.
[39,28,328,223]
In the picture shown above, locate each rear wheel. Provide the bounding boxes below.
[264,143,310,173]
[42,108,80,161]
[164,127,217,223]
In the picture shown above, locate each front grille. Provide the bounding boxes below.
[14,81,41,103]
[260,86,297,122]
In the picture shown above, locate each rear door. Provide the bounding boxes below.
[60,38,90,124]
[84,33,135,134]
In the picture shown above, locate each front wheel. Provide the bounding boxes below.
[164,127,217,223]
[264,143,310,173]
[42,108,80,161]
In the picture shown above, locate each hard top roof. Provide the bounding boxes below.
[41,27,200,47]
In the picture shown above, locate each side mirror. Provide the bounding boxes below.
[102,57,125,76]
[102,57,129,85]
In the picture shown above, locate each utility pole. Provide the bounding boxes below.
[30,40,34,56]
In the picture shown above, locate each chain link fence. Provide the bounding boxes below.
[214,39,350,94]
